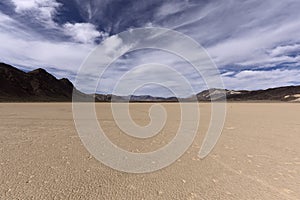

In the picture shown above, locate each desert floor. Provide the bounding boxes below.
[0,103,299,200]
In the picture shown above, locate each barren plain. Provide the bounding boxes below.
[0,103,299,199]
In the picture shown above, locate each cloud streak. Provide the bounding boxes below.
[0,0,300,96]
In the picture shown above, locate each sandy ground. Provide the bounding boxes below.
[0,103,299,200]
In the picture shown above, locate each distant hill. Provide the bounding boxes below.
[0,62,300,102]
[94,94,178,102]
[197,87,300,102]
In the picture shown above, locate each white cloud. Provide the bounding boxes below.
[11,0,37,11]
[102,35,124,56]
[11,0,61,23]
[9,1,106,44]
[63,22,104,44]
[0,12,94,75]
[110,64,195,97]
[270,44,300,57]
[222,69,300,90]
[0,30,94,72]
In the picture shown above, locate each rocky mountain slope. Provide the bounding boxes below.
[0,63,85,102]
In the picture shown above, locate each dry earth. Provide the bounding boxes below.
[0,103,299,199]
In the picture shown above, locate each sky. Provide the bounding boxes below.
[0,0,300,97]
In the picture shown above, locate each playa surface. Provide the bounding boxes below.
[0,103,299,199]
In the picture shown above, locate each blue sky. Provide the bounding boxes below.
[0,0,300,96]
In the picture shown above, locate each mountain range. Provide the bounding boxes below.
[1,62,300,102]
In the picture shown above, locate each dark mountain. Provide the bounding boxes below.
[1,62,300,102]
[0,62,86,102]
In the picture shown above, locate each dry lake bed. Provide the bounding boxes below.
[0,103,299,199]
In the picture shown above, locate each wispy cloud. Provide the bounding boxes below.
[222,69,300,90]
[0,0,300,96]
[0,12,94,74]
